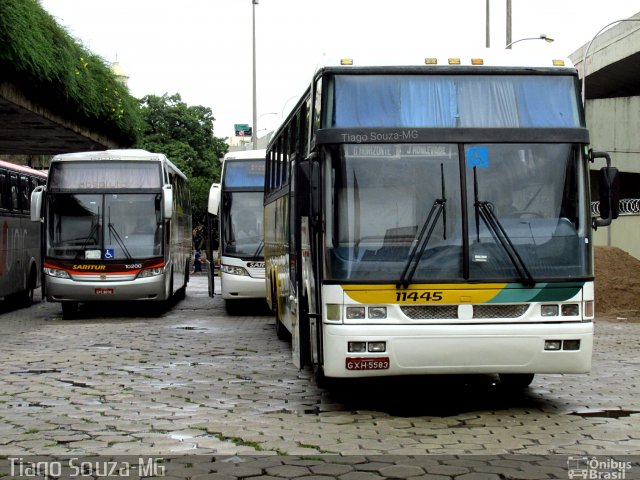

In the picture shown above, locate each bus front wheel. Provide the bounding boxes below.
[61,301,78,319]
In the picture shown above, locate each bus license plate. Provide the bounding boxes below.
[95,288,114,295]
[346,357,390,370]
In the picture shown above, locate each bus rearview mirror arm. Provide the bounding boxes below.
[589,150,620,229]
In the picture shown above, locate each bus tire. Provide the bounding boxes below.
[61,301,78,319]
[225,299,241,316]
[499,373,535,389]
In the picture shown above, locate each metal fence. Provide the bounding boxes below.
[591,198,640,217]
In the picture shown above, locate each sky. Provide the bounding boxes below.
[39,0,640,143]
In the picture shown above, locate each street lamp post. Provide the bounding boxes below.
[505,34,554,49]
[251,0,258,150]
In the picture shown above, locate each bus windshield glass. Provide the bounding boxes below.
[47,193,162,260]
[221,191,263,258]
[329,74,581,128]
[325,143,589,283]
[223,160,265,188]
[48,161,162,189]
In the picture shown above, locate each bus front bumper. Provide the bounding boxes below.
[322,321,593,378]
[220,272,266,300]
[45,274,167,302]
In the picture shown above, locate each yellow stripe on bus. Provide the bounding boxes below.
[343,283,507,304]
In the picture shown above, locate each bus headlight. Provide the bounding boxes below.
[44,267,70,279]
[346,306,365,319]
[138,266,164,278]
[368,307,387,319]
[561,304,579,316]
[221,265,248,276]
[541,304,559,317]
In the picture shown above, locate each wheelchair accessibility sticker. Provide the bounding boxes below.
[466,146,489,169]
[103,248,115,260]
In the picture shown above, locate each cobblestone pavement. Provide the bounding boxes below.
[0,276,639,478]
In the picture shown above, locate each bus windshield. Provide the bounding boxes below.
[325,143,589,283]
[47,193,162,260]
[221,191,263,259]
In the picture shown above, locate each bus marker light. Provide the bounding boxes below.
[561,304,579,316]
[340,58,354,65]
[326,304,341,321]
[471,58,484,65]
[424,58,438,65]
[584,300,594,317]
[448,58,461,65]
[541,304,558,317]
[553,59,565,66]
[368,342,386,353]
[348,342,367,353]
[346,306,365,319]
[544,340,562,351]
[368,306,387,319]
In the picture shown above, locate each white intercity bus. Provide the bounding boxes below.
[0,160,47,304]
[263,52,619,387]
[31,149,192,317]
[207,149,267,314]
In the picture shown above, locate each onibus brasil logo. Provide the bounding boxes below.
[567,456,633,479]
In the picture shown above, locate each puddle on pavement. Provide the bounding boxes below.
[10,368,61,375]
[569,409,640,418]
[173,326,208,331]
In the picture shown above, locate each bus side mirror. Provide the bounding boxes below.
[163,184,173,220]
[208,183,221,216]
[596,166,620,226]
[590,151,620,228]
[30,186,44,222]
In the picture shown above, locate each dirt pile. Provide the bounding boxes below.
[595,246,640,318]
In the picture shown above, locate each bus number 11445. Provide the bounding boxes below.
[395,291,443,302]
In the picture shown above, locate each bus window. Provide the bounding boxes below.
[19,175,30,212]
[10,174,18,211]
[0,171,8,210]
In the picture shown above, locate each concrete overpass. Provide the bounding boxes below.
[0,82,120,157]
[570,12,640,259]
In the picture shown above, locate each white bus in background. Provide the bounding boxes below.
[0,160,47,304]
[31,149,192,318]
[207,149,267,314]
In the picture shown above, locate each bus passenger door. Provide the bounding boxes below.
[290,155,311,368]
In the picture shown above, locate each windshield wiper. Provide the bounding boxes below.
[107,207,132,259]
[472,167,535,287]
[397,163,447,289]
[252,239,264,259]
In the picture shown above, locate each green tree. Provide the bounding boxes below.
[136,93,228,248]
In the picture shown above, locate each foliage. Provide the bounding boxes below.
[0,0,141,145]
[136,94,228,247]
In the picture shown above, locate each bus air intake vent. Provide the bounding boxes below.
[400,304,529,320]
[401,305,458,319]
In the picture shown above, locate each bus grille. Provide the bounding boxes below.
[401,304,529,320]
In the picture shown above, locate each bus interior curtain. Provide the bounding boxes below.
[334,75,457,127]
[515,76,579,127]
[333,75,579,129]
